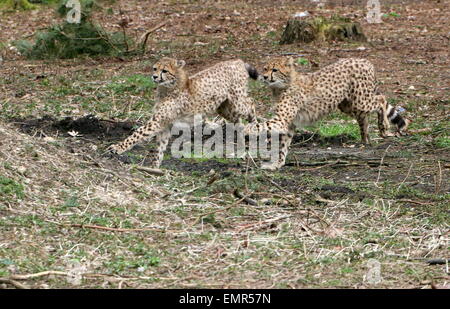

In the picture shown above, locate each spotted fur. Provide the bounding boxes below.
[246,57,410,170]
[109,59,258,167]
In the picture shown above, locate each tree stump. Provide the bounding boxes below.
[280,16,367,45]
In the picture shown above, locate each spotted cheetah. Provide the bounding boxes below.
[108,59,259,167]
[245,57,410,170]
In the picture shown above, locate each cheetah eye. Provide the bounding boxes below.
[153,67,157,71]
[272,68,278,72]
[162,69,168,73]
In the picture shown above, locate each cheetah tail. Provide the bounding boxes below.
[386,104,410,133]
[244,63,259,80]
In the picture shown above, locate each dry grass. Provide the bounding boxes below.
[0,121,448,288]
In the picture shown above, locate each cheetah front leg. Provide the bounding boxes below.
[108,116,168,155]
[108,106,176,154]
[261,130,294,170]
[260,125,295,170]
[108,98,179,156]
[218,97,257,124]
[377,108,395,138]
[245,99,299,170]
[243,119,292,170]
[147,128,171,168]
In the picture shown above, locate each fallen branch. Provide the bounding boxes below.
[427,259,449,265]
[262,173,289,194]
[375,145,391,187]
[396,199,434,206]
[435,161,442,194]
[134,166,165,176]
[407,128,432,134]
[233,189,258,206]
[284,159,389,168]
[63,223,166,233]
[140,22,166,53]
[0,278,29,289]
[285,160,346,167]
[236,215,292,233]
[10,271,68,280]
[329,48,369,52]
[280,52,307,57]
[191,194,251,227]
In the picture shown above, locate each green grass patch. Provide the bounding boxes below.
[434,136,450,149]
[383,12,400,18]
[296,57,309,66]
[107,74,155,96]
[315,122,360,140]
[0,176,24,200]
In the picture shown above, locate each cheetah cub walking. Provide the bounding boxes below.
[245,57,410,170]
[108,58,259,168]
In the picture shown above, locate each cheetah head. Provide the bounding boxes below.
[261,57,295,90]
[152,57,186,87]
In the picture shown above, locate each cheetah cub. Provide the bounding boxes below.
[245,57,410,170]
[262,57,410,135]
[108,58,259,168]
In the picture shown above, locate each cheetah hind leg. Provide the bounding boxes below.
[218,97,258,124]
[217,100,242,124]
[357,113,371,145]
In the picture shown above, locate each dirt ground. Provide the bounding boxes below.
[0,0,448,289]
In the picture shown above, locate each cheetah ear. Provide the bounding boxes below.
[176,60,186,68]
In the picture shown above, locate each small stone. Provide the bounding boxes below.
[293,11,310,18]
[137,266,146,273]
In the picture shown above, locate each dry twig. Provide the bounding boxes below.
[0,278,29,289]
[62,223,166,233]
[134,165,165,176]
